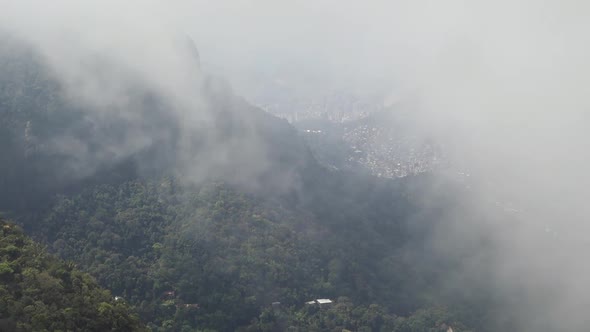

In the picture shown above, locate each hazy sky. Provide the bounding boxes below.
[1,1,590,330]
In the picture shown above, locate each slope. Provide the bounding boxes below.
[0,218,145,331]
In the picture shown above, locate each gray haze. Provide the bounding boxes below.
[2,1,590,330]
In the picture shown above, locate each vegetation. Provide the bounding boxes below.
[0,218,145,331]
[249,298,470,332]
[17,178,474,331]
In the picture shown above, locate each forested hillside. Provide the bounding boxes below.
[0,35,494,331]
[25,178,476,331]
[0,218,145,331]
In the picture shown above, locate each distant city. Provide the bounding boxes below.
[251,91,446,178]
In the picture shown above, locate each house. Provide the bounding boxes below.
[305,299,333,306]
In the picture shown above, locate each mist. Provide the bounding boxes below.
[1,1,589,330]
[0,0,299,192]
[188,3,590,330]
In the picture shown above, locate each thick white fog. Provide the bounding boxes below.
[2,1,589,330]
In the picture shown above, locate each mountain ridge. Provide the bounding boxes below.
[0,35,491,331]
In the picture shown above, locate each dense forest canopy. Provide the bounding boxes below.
[0,218,145,331]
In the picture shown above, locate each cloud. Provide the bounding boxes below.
[0,0,294,190]
[178,1,590,329]
[376,2,590,330]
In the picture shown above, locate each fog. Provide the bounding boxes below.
[2,1,590,330]
[185,3,590,330]
[0,0,289,190]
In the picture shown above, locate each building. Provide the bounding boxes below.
[305,299,333,306]
[163,291,175,297]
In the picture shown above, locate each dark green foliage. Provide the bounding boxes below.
[0,218,145,331]
[247,298,471,332]
[30,181,324,330]
[22,178,475,331]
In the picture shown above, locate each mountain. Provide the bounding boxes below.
[0,34,315,212]
[0,35,495,331]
